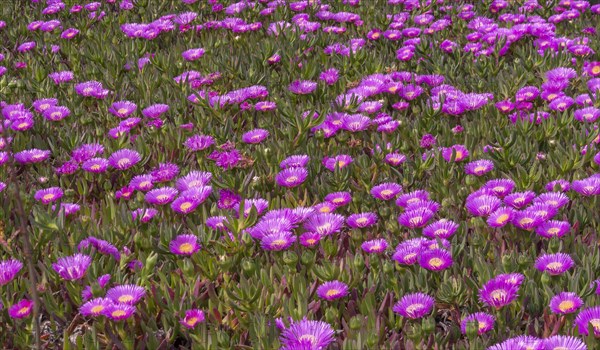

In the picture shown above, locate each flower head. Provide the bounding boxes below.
[169,234,200,255]
[460,312,495,335]
[279,319,335,350]
[180,309,205,329]
[8,299,33,319]
[316,280,349,301]
[549,292,583,315]
[0,259,23,286]
[534,253,574,275]
[106,285,146,305]
[52,253,92,280]
[392,293,435,319]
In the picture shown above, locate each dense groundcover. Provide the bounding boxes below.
[2,0,600,349]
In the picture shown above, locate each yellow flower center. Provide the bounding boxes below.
[18,306,30,315]
[592,66,600,75]
[429,257,443,267]
[355,217,368,225]
[117,159,131,168]
[42,194,55,201]
[590,319,600,331]
[490,289,506,301]
[325,289,339,297]
[496,214,510,224]
[474,166,486,173]
[409,216,423,226]
[179,242,195,253]
[286,176,298,183]
[186,317,198,326]
[380,189,393,197]
[519,217,534,225]
[179,202,193,211]
[405,303,424,315]
[558,300,574,312]
[156,194,169,201]
[91,305,104,314]
[39,103,50,111]
[548,228,560,235]
[112,310,126,317]
[91,164,101,170]
[118,295,134,303]
[546,262,563,271]
[271,239,286,248]
[117,108,128,115]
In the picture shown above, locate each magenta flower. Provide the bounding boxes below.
[371,182,402,200]
[346,212,377,229]
[80,298,113,317]
[184,134,215,151]
[542,336,586,350]
[534,253,574,275]
[169,234,200,255]
[82,158,109,173]
[106,285,145,305]
[323,154,353,171]
[0,259,23,285]
[422,219,459,239]
[276,167,308,188]
[460,312,495,335]
[575,305,600,337]
[316,280,349,301]
[182,47,205,61]
[303,213,345,236]
[479,278,519,310]
[280,155,309,169]
[103,303,136,321]
[288,80,317,95]
[392,293,435,319]
[34,187,63,204]
[8,299,33,319]
[14,149,51,164]
[549,292,583,315]
[242,129,269,144]
[131,208,158,223]
[418,249,453,271]
[324,192,351,207]
[145,187,178,205]
[61,28,79,39]
[535,220,570,239]
[464,159,494,176]
[52,253,92,280]
[109,101,137,118]
[441,144,469,162]
[466,195,502,217]
[319,68,339,85]
[279,319,335,350]
[180,309,205,329]
[299,232,321,248]
[361,239,388,254]
[108,149,141,170]
[398,208,434,229]
[260,231,296,251]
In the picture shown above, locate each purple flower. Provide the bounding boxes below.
[108,149,141,170]
[103,303,136,321]
[180,309,205,329]
[487,207,515,228]
[549,292,583,315]
[34,187,63,204]
[169,234,200,255]
[171,195,202,215]
[534,192,569,209]
[319,68,339,85]
[8,299,33,319]
[280,155,309,169]
[574,306,600,336]
[392,293,435,319]
[14,149,51,164]
[80,298,113,317]
[142,104,169,118]
[130,175,154,192]
[370,182,402,200]
[543,336,586,350]
[260,231,296,251]
[151,162,179,182]
[466,195,502,217]
[398,208,434,229]
[572,177,600,196]
[396,190,429,208]
[182,47,205,61]
[279,319,335,350]
[0,259,23,286]
[300,232,322,248]
[109,101,137,118]
[441,144,469,162]
[385,153,406,166]
[460,312,495,335]
[535,220,570,239]
[75,81,109,99]
[49,71,74,84]
[464,159,494,176]
[52,254,92,280]
[504,191,536,209]
[316,280,349,301]
[346,212,377,229]
[479,278,519,310]
[131,208,158,223]
[61,28,79,39]
[361,239,388,254]
[42,106,70,121]
[418,248,453,271]
[176,171,212,192]
[288,80,317,95]
[82,158,109,173]
[184,134,215,151]
[423,219,459,239]
[512,210,544,231]
[255,101,277,111]
[324,192,352,207]
[106,285,145,305]
[32,98,58,113]
[534,253,574,275]
[323,155,353,171]
[276,167,308,188]
[484,178,515,197]
[145,187,178,205]
[242,129,269,144]
[303,213,345,236]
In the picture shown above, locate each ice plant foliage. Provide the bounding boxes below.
[3,0,600,348]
